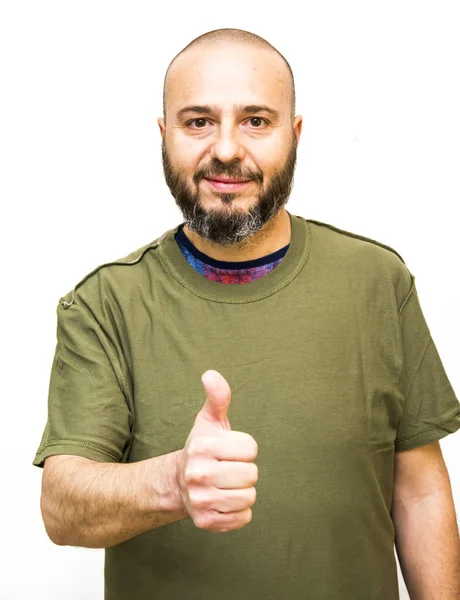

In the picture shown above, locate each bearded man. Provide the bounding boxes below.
[33,27,460,600]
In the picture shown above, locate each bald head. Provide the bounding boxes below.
[162,28,296,123]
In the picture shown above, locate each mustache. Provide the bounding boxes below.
[194,163,263,184]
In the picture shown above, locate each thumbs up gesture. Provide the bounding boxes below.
[177,370,258,533]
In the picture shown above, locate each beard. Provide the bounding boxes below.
[161,133,298,247]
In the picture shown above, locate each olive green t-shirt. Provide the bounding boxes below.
[33,211,460,600]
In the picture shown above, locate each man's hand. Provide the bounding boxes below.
[176,369,258,533]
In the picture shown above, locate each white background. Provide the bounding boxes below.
[1,1,459,598]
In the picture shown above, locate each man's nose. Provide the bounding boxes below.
[209,124,246,164]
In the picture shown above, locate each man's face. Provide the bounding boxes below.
[159,43,302,247]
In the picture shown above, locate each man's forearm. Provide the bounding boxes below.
[392,488,460,599]
[42,450,189,549]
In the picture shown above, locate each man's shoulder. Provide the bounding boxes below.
[59,225,177,310]
[306,218,407,265]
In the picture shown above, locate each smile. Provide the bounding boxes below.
[204,178,252,192]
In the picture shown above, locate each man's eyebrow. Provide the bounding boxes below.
[240,105,280,118]
[176,104,280,119]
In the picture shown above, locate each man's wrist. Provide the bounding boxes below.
[135,449,188,517]
[169,448,189,515]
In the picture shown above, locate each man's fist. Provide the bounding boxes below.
[177,370,258,533]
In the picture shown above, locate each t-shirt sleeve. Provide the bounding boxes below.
[394,278,460,452]
[32,298,133,468]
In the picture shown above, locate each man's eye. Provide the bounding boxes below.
[187,118,209,128]
[248,117,268,127]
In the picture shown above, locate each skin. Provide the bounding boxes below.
[158,42,303,262]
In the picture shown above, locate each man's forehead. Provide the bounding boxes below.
[166,43,290,109]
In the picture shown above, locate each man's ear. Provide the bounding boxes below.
[293,115,303,145]
[158,117,166,138]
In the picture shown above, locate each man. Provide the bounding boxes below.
[33,28,460,600]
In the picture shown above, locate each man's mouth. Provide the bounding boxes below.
[206,176,250,183]
[204,177,252,191]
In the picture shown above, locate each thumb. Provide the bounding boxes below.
[198,369,232,430]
